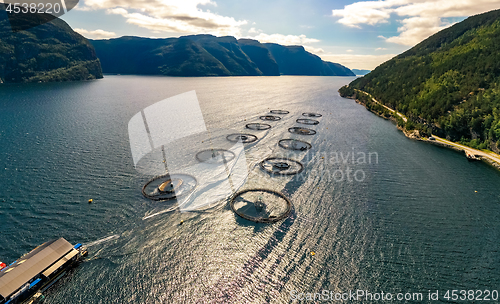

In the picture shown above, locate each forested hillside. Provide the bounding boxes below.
[91,35,355,77]
[0,11,103,83]
[340,9,500,151]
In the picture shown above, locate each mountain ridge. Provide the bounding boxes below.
[263,43,354,76]
[90,35,355,77]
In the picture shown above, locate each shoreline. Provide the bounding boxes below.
[344,89,500,171]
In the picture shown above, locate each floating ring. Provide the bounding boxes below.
[259,157,304,176]
[260,115,281,121]
[230,188,292,223]
[226,133,258,143]
[288,127,316,135]
[270,110,289,114]
[196,149,235,164]
[142,173,197,201]
[302,113,322,118]
[246,123,271,130]
[278,139,312,151]
[296,118,319,125]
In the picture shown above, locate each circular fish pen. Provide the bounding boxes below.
[226,133,258,143]
[260,157,304,176]
[288,127,316,135]
[230,189,292,223]
[196,149,235,164]
[246,123,271,130]
[142,173,197,201]
[260,115,281,121]
[270,110,289,115]
[278,139,312,151]
[296,118,319,125]
[302,113,322,118]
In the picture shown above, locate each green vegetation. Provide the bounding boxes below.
[340,9,500,152]
[0,11,103,83]
[91,35,260,76]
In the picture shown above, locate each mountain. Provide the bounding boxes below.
[90,36,231,76]
[185,35,266,76]
[0,11,103,83]
[323,62,355,77]
[92,35,268,76]
[238,39,280,76]
[90,35,354,77]
[264,43,355,76]
[340,9,500,152]
[352,69,371,76]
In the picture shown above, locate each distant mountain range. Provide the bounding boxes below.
[0,9,354,83]
[351,69,371,76]
[90,35,355,77]
[0,12,103,83]
[340,9,500,152]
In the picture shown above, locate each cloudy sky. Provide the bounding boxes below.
[62,0,500,70]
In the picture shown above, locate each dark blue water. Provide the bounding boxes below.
[0,76,499,303]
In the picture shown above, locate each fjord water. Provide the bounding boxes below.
[0,76,499,303]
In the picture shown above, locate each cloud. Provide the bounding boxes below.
[240,32,323,53]
[394,0,500,18]
[346,49,354,53]
[304,46,325,54]
[385,16,453,45]
[331,0,500,46]
[74,3,93,11]
[320,53,397,70]
[78,0,247,36]
[74,28,117,39]
[332,0,397,28]
[248,33,320,45]
[247,27,260,34]
[78,0,322,48]
[375,47,388,51]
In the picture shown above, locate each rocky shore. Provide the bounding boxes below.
[344,91,500,171]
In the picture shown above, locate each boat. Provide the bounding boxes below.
[465,151,480,161]
[0,238,87,304]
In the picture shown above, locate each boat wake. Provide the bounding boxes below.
[84,234,120,247]
[142,205,180,220]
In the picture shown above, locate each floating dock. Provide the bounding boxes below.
[0,238,87,304]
